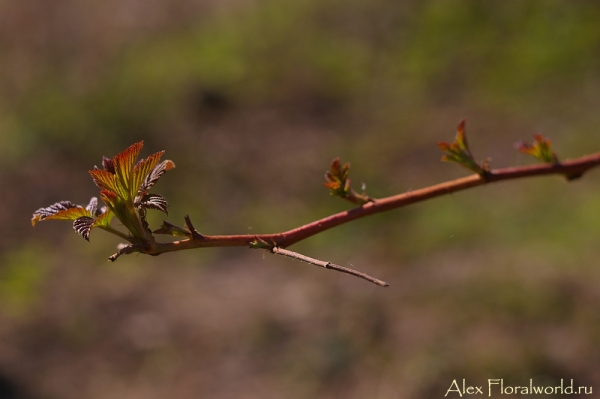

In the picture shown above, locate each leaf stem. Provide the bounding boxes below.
[99,225,132,241]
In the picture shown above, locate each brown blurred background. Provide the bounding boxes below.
[2,0,600,398]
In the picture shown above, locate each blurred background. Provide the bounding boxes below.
[2,0,600,398]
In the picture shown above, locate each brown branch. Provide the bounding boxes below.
[148,151,600,256]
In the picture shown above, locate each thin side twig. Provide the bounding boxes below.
[271,247,389,287]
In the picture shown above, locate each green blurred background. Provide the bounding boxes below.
[2,0,600,398]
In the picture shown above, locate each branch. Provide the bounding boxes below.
[31,129,600,287]
[147,151,600,256]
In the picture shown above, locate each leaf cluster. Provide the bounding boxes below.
[32,141,175,244]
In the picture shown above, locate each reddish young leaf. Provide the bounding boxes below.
[113,141,144,199]
[324,158,351,197]
[437,119,485,174]
[323,158,371,205]
[89,169,121,195]
[514,134,559,164]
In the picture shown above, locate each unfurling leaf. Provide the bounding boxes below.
[137,194,169,214]
[101,156,115,174]
[324,158,371,205]
[437,119,485,175]
[514,134,559,164]
[73,216,94,241]
[86,197,98,217]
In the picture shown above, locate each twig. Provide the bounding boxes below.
[270,247,389,287]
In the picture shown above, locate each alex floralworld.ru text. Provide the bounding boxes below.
[445,379,592,397]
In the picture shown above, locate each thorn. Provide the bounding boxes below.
[184,215,205,241]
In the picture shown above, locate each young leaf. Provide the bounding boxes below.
[73,216,95,241]
[86,197,98,217]
[324,158,351,196]
[132,152,165,200]
[31,201,89,226]
[153,221,192,237]
[437,119,485,174]
[32,197,116,241]
[89,169,122,197]
[514,134,559,164]
[134,159,176,206]
[113,141,144,200]
[323,158,371,205]
[101,156,115,173]
[137,194,169,214]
